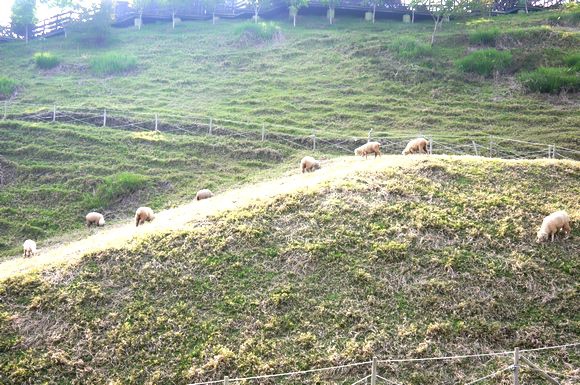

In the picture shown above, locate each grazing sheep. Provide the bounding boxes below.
[301,156,321,173]
[85,212,105,227]
[536,210,571,243]
[402,138,429,155]
[196,189,213,201]
[23,239,36,258]
[135,206,155,227]
[354,141,381,159]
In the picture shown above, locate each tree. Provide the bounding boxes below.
[202,0,219,24]
[321,0,341,24]
[250,0,271,23]
[160,0,190,29]
[72,0,113,46]
[11,0,36,43]
[363,0,382,23]
[287,0,308,27]
[133,0,153,30]
[410,0,462,46]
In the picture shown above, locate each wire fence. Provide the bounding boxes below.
[2,101,580,161]
[185,343,580,385]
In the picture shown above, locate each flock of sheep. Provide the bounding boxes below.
[20,137,572,258]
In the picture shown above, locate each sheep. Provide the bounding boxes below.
[301,156,321,173]
[85,212,105,227]
[22,239,36,258]
[402,138,429,155]
[135,206,155,227]
[354,141,381,159]
[536,210,571,243]
[196,189,214,201]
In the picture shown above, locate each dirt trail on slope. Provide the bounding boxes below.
[0,155,420,280]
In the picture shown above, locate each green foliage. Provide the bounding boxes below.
[70,0,113,46]
[89,52,138,75]
[84,172,149,209]
[33,52,60,69]
[10,0,36,38]
[235,22,281,42]
[0,77,17,98]
[468,27,500,46]
[389,36,432,59]
[518,67,580,94]
[563,52,580,71]
[546,4,580,26]
[455,49,513,77]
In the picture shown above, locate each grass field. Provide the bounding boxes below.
[0,10,578,144]
[0,156,578,384]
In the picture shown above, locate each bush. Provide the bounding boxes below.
[389,37,432,59]
[518,67,580,93]
[34,52,60,69]
[90,53,137,75]
[563,53,580,71]
[235,22,281,43]
[84,172,149,209]
[469,27,500,46]
[0,77,16,98]
[455,49,512,77]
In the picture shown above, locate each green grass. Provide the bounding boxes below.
[0,77,16,99]
[89,52,138,75]
[388,36,432,58]
[0,158,578,384]
[33,52,60,69]
[235,21,281,43]
[455,48,513,77]
[0,120,299,257]
[518,66,580,93]
[564,52,580,71]
[468,27,500,45]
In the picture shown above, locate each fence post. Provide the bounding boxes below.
[368,128,373,143]
[513,347,519,385]
[312,131,316,151]
[472,140,479,156]
[552,144,556,159]
[209,117,213,135]
[103,109,107,127]
[154,113,159,132]
[3,101,6,120]
[52,104,56,122]
[223,376,229,385]
[371,356,377,385]
[428,137,433,155]
[489,136,493,158]
[261,123,265,141]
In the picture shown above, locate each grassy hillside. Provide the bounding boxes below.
[0,157,578,384]
[0,10,579,145]
[0,120,298,257]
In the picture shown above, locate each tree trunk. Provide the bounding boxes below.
[293,13,296,27]
[172,11,175,29]
[373,4,376,24]
[329,7,334,25]
[430,15,440,46]
[525,0,528,14]
[139,12,143,30]
[25,25,29,44]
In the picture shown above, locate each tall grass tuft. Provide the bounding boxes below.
[235,22,281,43]
[518,67,580,93]
[0,77,16,98]
[84,172,149,209]
[455,49,512,77]
[469,27,500,46]
[90,53,137,75]
[389,37,432,58]
[563,52,580,71]
[34,52,61,69]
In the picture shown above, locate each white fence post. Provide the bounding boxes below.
[513,347,519,385]
[103,108,107,127]
[547,145,552,159]
[472,140,479,156]
[428,137,433,155]
[223,376,229,385]
[155,113,158,131]
[371,356,377,385]
[312,131,316,151]
[261,123,265,141]
[368,128,373,143]
[52,104,56,122]
[3,101,6,120]
[552,145,556,159]
[209,117,213,135]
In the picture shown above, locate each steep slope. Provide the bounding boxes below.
[1,156,578,385]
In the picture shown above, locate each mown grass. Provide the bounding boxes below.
[33,52,60,69]
[0,77,16,99]
[388,36,432,58]
[0,11,577,146]
[0,120,299,257]
[89,52,138,75]
[518,66,580,93]
[0,158,578,384]
[455,48,513,77]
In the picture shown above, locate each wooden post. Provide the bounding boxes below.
[312,131,316,151]
[513,347,519,385]
[552,144,556,159]
[547,145,552,159]
[261,123,265,141]
[155,113,158,131]
[223,376,229,385]
[209,117,213,135]
[103,109,107,127]
[519,356,560,385]
[367,128,373,143]
[428,137,433,155]
[472,140,479,156]
[52,104,56,122]
[371,356,377,385]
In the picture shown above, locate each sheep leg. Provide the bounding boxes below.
[551,232,555,242]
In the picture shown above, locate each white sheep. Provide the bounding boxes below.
[536,210,571,243]
[354,141,381,159]
[22,239,36,258]
[196,189,214,201]
[300,156,321,173]
[135,206,155,227]
[85,212,105,227]
[402,138,429,155]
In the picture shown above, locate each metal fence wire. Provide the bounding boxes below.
[2,101,579,161]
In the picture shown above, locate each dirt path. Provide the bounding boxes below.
[0,155,419,280]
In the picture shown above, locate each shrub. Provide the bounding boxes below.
[518,67,580,94]
[389,37,432,59]
[235,22,281,43]
[469,27,500,46]
[90,53,137,75]
[84,172,149,209]
[34,52,60,69]
[455,49,512,77]
[563,52,580,71]
[0,77,16,98]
